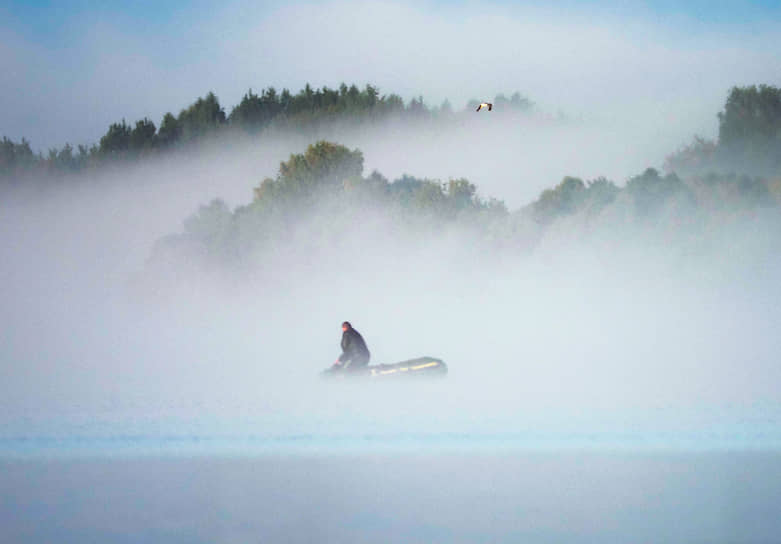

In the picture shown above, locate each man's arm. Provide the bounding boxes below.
[338,331,352,362]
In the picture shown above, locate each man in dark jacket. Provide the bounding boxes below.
[335,321,371,370]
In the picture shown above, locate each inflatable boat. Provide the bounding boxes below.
[321,356,447,379]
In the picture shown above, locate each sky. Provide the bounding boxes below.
[1,0,780,152]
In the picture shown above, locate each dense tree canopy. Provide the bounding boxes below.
[150,133,779,277]
[0,83,534,181]
[153,141,508,268]
[4,81,780,273]
[178,92,226,142]
[1,137,36,179]
[719,85,781,154]
[532,176,620,224]
[666,84,781,177]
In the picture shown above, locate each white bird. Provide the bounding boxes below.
[476,102,493,112]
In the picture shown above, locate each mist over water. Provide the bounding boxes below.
[2,118,780,458]
[2,103,780,544]
[3,3,781,542]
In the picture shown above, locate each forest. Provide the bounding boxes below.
[0,83,532,181]
[150,85,781,277]
[3,83,780,276]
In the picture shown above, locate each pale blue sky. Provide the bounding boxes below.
[5,0,781,34]
[2,0,780,149]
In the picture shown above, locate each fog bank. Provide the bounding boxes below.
[2,129,780,454]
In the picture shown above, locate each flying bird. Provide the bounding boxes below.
[476,102,493,112]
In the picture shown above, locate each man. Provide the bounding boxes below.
[335,321,371,370]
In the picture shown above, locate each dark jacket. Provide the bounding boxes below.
[339,328,370,364]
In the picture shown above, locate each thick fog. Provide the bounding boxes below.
[4,5,781,544]
[2,0,781,456]
[2,117,780,455]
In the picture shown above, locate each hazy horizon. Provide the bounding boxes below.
[2,2,780,542]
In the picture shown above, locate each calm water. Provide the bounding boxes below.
[3,398,780,542]
[3,399,781,457]
[2,453,781,543]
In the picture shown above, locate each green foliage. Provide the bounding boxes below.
[229,88,280,131]
[166,141,507,266]
[664,136,718,174]
[494,92,534,111]
[384,175,502,218]
[1,136,37,178]
[99,117,156,158]
[130,118,157,152]
[99,120,131,156]
[719,85,781,154]
[182,198,236,260]
[387,174,424,203]
[268,141,365,199]
[152,134,781,274]
[407,96,428,117]
[1,82,536,181]
[46,143,87,173]
[584,177,620,210]
[446,178,477,208]
[625,168,690,216]
[690,172,773,211]
[529,169,697,226]
[533,176,586,223]
[5,78,781,230]
[666,85,781,177]
[228,83,412,132]
[157,113,181,148]
[178,92,226,141]
[409,178,447,210]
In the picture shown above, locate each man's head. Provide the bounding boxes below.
[342,321,351,332]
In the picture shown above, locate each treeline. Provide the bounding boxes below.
[0,84,533,181]
[151,135,780,276]
[526,167,777,228]
[150,84,781,272]
[152,140,507,268]
[665,84,781,177]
